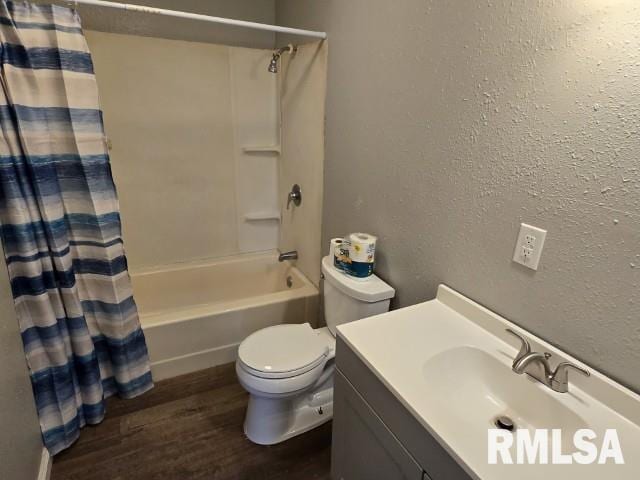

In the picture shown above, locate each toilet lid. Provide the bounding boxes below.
[238,323,329,377]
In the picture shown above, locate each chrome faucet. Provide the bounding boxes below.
[506,328,590,393]
[287,184,302,210]
[550,362,592,393]
[278,250,298,262]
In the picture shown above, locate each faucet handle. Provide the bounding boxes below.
[505,328,531,361]
[286,184,302,210]
[551,362,590,393]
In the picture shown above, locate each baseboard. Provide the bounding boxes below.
[150,343,239,381]
[37,447,51,480]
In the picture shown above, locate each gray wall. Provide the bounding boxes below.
[276,0,640,393]
[0,245,43,479]
[43,0,276,47]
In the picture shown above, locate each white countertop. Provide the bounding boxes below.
[337,285,640,480]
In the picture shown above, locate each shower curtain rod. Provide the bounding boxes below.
[67,0,328,39]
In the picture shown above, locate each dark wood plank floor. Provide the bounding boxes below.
[52,363,332,480]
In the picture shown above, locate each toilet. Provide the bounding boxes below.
[236,255,395,445]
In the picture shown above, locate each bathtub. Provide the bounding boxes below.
[130,252,319,381]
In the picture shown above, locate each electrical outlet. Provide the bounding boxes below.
[513,223,547,270]
[525,234,536,247]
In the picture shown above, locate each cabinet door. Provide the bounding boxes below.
[336,337,473,480]
[332,371,424,480]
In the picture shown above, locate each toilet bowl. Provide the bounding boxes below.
[236,256,395,445]
[236,323,336,445]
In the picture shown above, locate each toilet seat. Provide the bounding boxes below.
[236,359,328,396]
[238,323,330,379]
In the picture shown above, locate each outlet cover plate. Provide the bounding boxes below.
[513,223,547,270]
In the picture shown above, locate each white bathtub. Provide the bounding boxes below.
[130,252,319,381]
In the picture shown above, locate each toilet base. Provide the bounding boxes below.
[243,377,334,445]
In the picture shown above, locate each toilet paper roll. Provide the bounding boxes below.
[329,238,344,269]
[346,233,377,278]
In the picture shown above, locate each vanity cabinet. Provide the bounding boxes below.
[332,337,472,480]
[332,370,425,480]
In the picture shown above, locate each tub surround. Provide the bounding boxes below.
[229,47,281,253]
[278,40,328,287]
[87,25,328,384]
[87,29,327,291]
[87,31,280,269]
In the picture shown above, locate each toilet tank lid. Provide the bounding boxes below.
[321,256,395,303]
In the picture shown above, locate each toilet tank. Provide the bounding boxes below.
[321,256,395,335]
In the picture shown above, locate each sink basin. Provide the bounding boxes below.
[337,285,640,480]
[422,346,588,451]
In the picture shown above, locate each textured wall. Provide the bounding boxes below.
[277,0,640,392]
[0,245,43,480]
[39,0,276,48]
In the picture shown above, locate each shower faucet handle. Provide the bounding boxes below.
[287,184,302,209]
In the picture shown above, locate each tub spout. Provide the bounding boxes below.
[278,251,298,262]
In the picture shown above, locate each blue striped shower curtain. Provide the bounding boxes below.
[0,1,153,454]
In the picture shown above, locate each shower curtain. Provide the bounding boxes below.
[0,1,152,454]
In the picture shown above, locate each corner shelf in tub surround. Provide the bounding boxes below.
[244,211,281,222]
[242,145,281,154]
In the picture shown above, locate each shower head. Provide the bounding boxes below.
[268,44,296,74]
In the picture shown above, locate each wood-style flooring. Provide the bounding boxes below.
[52,363,332,480]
